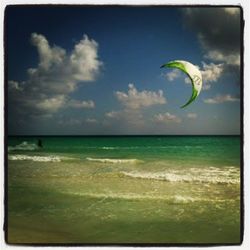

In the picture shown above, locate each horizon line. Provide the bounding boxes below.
[7,134,241,137]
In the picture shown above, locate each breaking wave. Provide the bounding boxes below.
[8,141,39,152]
[8,154,64,162]
[86,157,142,164]
[121,166,240,185]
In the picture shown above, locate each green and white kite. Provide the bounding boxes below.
[161,60,202,108]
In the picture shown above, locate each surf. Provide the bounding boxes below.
[63,191,236,204]
[8,141,39,152]
[86,157,142,164]
[8,154,63,162]
[121,166,240,185]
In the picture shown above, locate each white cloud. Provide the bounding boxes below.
[115,83,166,109]
[200,62,224,90]
[30,33,101,83]
[105,83,166,129]
[68,99,95,109]
[70,35,103,81]
[8,33,102,119]
[35,95,66,113]
[200,62,224,82]
[187,113,197,119]
[203,94,240,104]
[31,33,66,70]
[204,50,240,66]
[154,112,181,123]
[166,69,181,81]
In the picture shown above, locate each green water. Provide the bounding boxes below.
[7,136,241,244]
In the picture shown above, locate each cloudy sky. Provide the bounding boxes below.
[6,6,241,135]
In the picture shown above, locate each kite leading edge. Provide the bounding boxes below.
[161,60,202,108]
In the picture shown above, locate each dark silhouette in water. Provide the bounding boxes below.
[37,139,43,148]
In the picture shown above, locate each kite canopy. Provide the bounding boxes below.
[161,60,202,108]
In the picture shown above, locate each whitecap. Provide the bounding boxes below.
[8,154,62,162]
[8,141,39,152]
[121,166,240,185]
[86,157,141,164]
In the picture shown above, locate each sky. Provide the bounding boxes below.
[6,6,242,135]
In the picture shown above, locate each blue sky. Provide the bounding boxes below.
[6,6,241,135]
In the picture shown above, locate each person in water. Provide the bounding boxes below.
[37,139,43,148]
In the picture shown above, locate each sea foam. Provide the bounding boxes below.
[8,154,62,162]
[8,141,39,152]
[64,191,235,203]
[121,166,240,185]
[86,157,141,164]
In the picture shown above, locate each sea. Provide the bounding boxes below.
[7,136,241,244]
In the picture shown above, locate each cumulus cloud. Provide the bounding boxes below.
[200,62,224,82]
[165,69,181,81]
[35,95,66,113]
[204,50,240,66]
[154,112,181,123]
[31,33,66,70]
[105,83,167,129]
[200,62,224,90]
[187,113,197,119]
[115,83,166,109]
[70,35,102,81]
[203,94,240,104]
[182,7,240,67]
[8,33,102,121]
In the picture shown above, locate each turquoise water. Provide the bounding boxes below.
[8,136,240,165]
[7,136,241,244]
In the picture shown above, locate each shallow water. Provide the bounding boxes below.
[7,136,241,244]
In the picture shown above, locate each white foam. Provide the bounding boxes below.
[8,154,62,162]
[86,157,141,164]
[63,191,235,203]
[121,166,240,185]
[8,141,39,152]
[101,147,116,150]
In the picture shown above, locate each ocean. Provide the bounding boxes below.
[7,136,241,244]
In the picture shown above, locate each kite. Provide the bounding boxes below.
[161,60,202,108]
